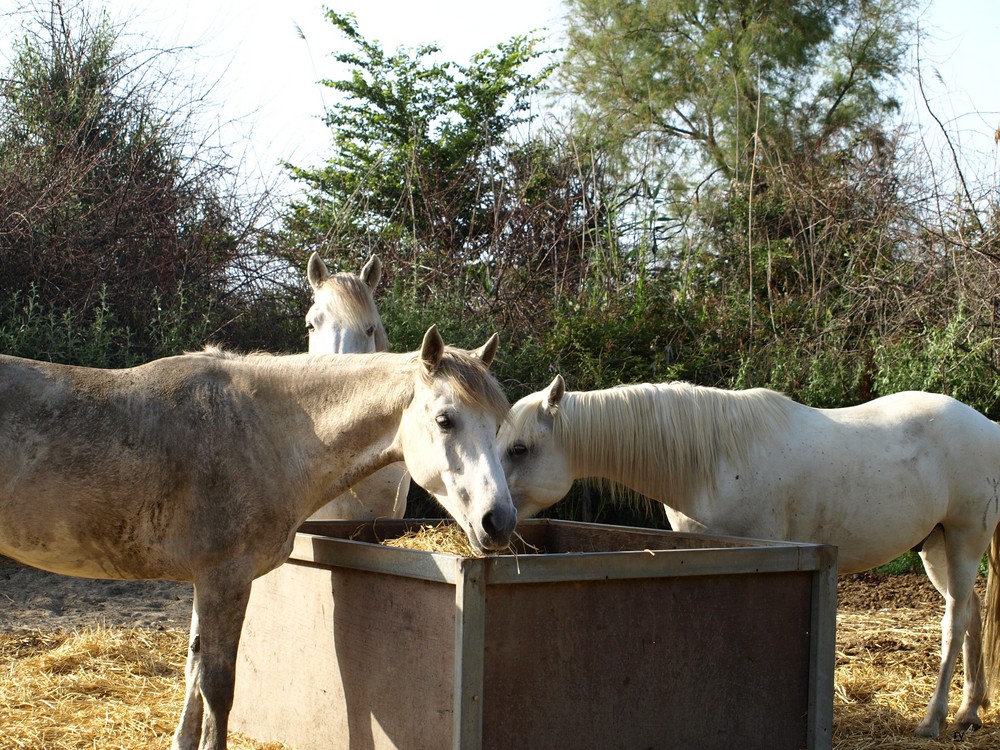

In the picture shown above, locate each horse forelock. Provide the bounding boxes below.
[417,348,510,424]
[318,273,388,351]
[554,382,792,499]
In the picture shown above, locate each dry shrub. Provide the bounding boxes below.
[0,626,288,749]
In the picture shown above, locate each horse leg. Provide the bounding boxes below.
[172,600,204,750]
[955,587,987,731]
[917,528,985,736]
[179,569,253,750]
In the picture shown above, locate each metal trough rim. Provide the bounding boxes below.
[290,518,837,586]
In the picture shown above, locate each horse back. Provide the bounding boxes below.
[0,354,299,581]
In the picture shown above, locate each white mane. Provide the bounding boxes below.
[554,382,793,501]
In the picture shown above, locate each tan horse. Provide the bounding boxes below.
[305,251,409,520]
[0,326,515,750]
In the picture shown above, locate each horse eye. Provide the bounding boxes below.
[435,414,453,429]
[509,442,528,457]
[366,325,375,337]
[306,322,315,333]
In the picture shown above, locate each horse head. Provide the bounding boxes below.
[306,252,388,354]
[399,326,516,552]
[498,374,575,520]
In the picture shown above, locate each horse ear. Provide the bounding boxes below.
[420,325,445,373]
[543,374,565,413]
[360,255,382,290]
[471,333,499,368]
[307,252,331,290]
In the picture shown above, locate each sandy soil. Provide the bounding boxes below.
[0,555,193,631]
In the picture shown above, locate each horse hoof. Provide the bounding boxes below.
[952,719,982,739]
[915,718,942,738]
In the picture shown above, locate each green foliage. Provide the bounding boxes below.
[874,551,989,578]
[378,279,498,354]
[732,331,869,408]
[872,313,1000,417]
[282,10,553,294]
[874,551,923,576]
[730,301,1000,418]
[0,284,213,368]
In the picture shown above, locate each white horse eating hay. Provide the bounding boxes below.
[0,326,515,750]
[499,375,1000,737]
[304,251,409,519]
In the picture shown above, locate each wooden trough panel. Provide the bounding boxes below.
[231,519,836,750]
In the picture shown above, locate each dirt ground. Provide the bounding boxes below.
[0,555,193,631]
[838,569,948,611]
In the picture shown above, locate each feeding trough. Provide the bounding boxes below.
[231,519,836,750]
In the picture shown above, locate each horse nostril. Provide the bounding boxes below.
[481,507,515,544]
[482,511,500,540]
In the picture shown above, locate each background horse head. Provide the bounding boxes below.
[0,326,514,750]
[305,251,409,520]
[306,251,388,354]
[498,374,1000,738]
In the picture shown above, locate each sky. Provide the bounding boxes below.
[94,0,568,196]
[2,0,996,193]
[907,0,999,186]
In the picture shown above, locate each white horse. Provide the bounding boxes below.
[0,326,515,750]
[305,251,409,520]
[499,375,1000,737]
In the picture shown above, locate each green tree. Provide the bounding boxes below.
[282,11,554,308]
[561,0,914,181]
[546,0,954,407]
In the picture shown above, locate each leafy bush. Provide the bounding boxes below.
[0,284,213,368]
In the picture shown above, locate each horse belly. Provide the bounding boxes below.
[0,537,142,580]
[712,456,948,574]
[0,479,191,581]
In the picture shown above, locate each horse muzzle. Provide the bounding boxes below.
[474,500,517,552]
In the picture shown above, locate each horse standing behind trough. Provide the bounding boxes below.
[304,251,409,520]
[0,326,515,750]
[498,375,1000,738]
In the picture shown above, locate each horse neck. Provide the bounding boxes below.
[248,352,414,510]
[558,385,732,508]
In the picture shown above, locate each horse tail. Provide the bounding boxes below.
[984,525,1000,702]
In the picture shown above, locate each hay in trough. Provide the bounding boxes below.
[379,520,538,557]
[0,626,288,749]
[381,521,485,557]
